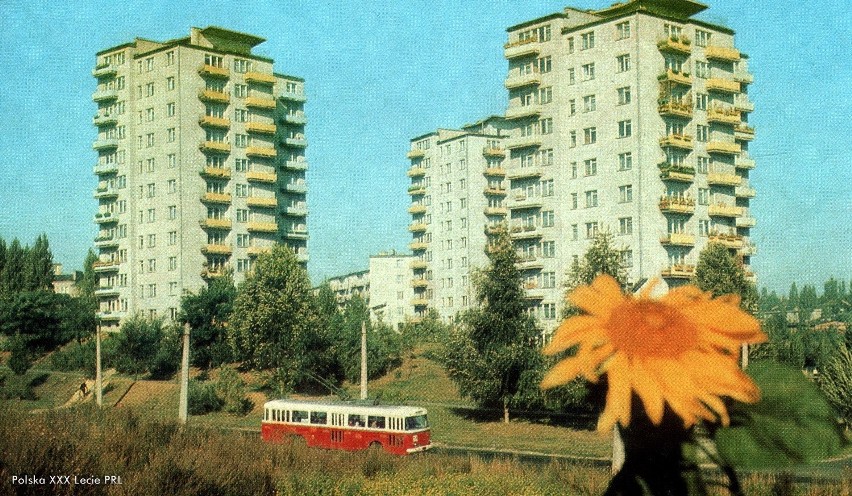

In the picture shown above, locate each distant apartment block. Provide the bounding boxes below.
[92,27,308,328]
[407,0,756,329]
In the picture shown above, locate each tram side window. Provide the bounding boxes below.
[348,414,365,427]
[292,410,309,423]
[310,411,328,425]
[405,415,428,430]
[368,415,386,429]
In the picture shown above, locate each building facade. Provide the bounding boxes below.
[407,0,756,331]
[92,27,308,328]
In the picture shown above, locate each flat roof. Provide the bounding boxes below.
[264,399,427,416]
[199,26,266,47]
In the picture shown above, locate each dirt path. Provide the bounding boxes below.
[58,369,116,408]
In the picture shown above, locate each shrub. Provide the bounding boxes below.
[215,367,254,416]
[148,325,182,380]
[818,345,852,426]
[49,340,96,376]
[187,380,223,415]
[7,335,31,375]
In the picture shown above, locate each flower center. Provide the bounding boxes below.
[606,300,699,357]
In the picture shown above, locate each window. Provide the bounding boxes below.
[235,159,248,172]
[235,184,248,197]
[541,210,555,227]
[698,219,710,236]
[168,154,176,168]
[698,188,710,205]
[618,120,632,138]
[166,50,175,66]
[581,32,595,51]
[148,284,157,298]
[146,133,154,147]
[236,209,248,222]
[168,179,176,193]
[148,259,156,272]
[233,58,250,73]
[622,250,633,268]
[582,63,595,81]
[619,184,633,203]
[617,54,631,72]
[167,77,175,91]
[617,86,631,105]
[695,93,708,110]
[664,24,683,39]
[570,161,578,178]
[537,56,552,73]
[167,102,175,117]
[145,82,154,97]
[569,99,576,116]
[541,241,555,257]
[537,148,554,166]
[204,54,223,67]
[584,158,597,176]
[696,125,709,142]
[234,108,248,122]
[567,37,575,53]
[586,222,599,239]
[146,158,155,172]
[167,128,176,142]
[147,208,155,222]
[234,84,248,98]
[540,118,553,135]
[571,193,578,209]
[619,217,633,235]
[234,134,248,148]
[168,205,177,219]
[618,152,633,171]
[695,29,712,47]
[145,57,154,72]
[538,86,552,104]
[145,107,155,122]
[695,60,709,79]
[147,234,156,248]
[583,94,596,112]
[147,183,156,198]
[237,259,250,273]
[567,68,576,85]
[585,190,599,208]
[616,21,631,40]
[542,179,554,196]
[697,156,710,174]
[583,127,597,145]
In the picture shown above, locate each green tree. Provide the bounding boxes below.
[799,284,819,323]
[788,282,800,312]
[24,234,53,292]
[821,278,842,321]
[0,290,70,350]
[442,229,541,423]
[563,230,628,317]
[113,316,165,378]
[180,273,236,369]
[2,238,26,294]
[693,242,757,312]
[0,238,6,296]
[338,295,402,383]
[229,245,326,390]
[7,334,31,375]
[817,345,852,426]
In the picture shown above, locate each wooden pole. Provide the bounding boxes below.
[178,323,190,424]
[360,320,367,400]
[95,323,103,407]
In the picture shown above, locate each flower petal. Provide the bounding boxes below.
[568,275,624,317]
[541,357,584,389]
[543,316,600,355]
[631,358,665,425]
[597,354,631,432]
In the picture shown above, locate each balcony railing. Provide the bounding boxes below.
[279,90,307,102]
[201,192,232,204]
[246,121,277,134]
[661,264,696,279]
[734,96,754,113]
[201,268,228,279]
[199,218,232,230]
[410,260,428,270]
[92,64,117,78]
[246,146,277,158]
[199,116,231,128]
[510,225,542,239]
[244,71,276,85]
[247,246,273,257]
[658,163,695,182]
[708,204,744,218]
[659,133,694,150]
[484,167,506,177]
[735,124,755,141]
[202,244,232,255]
[93,113,118,127]
[93,187,118,199]
[411,278,429,288]
[284,182,307,193]
[484,206,508,216]
[504,135,542,150]
[658,69,692,86]
[735,185,756,198]
[92,138,119,150]
[198,64,230,79]
[411,297,430,307]
[198,89,230,103]
[92,260,120,272]
[94,212,118,224]
[707,172,742,186]
[706,141,741,155]
[281,160,308,171]
[247,196,277,208]
[505,105,542,120]
[507,167,542,179]
[483,186,507,196]
[659,196,695,214]
[735,154,756,169]
[245,96,277,109]
[246,171,277,183]
[705,45,741,62]
[247,221,278,233]
[283,112,307,125]
[660,233,696,246]
[408,204,426,214]
[199,141,231,154]
[284,229,309,240]
[708,233,744,249]
[504,36,540,59]
[93,163,118,175]
[707,106,741,125]
[409,241,428,251]
[408,222,428,233]
[736,216,757,228]
[406,149,426,159]
[482,147,506,158]
[407,166,426,177]
[283,137,307,148]
[706,78,740,94]
[658,100,693,118]
[284,205,308,216]
[734,72,754,84]
[657,36,692,54]
[199,167,231,179]
[504,70,541,89]
[92,89,118,102]
[408,185,426,196]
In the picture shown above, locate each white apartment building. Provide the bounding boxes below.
[92,27,308,329]
[408,0,756,332]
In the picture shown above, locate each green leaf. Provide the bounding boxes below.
[714,361,846,469]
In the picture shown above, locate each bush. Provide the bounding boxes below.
[49,340,96,376]
[818,345,852,426]
[149,325,182,380]
[7,335,31,375]
[187,380,223,415]
[215,367,254,416]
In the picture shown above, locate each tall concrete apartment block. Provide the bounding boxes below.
[407,117,513,321]
[408,0,756,329]
[92,27,308,329]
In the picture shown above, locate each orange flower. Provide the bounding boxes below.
[542,275,766,432]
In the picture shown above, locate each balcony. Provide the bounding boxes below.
[283,112,307,125]
[202,244,233,255]
[510,195,543,210]
[707,107,741,125]
[406,148,426,160]
[736,216,757,228]
[198,64,230,79]
[707,171,741,186]
[92,64,117,78]
[706,141,741,155]
[409,241,428,251]
[93,187,118,200]
[247,246,272,257]
[247,196,277,208]
[517,255,544,270]
[94,234,118,249]
[504,70,541,89]
[504,36,540,59]
[735,124,755,141]
[198,89,230,103]
[734,96,754,113]
[247,221,278,233]
[246,146,277,158]
[484,167,506,177]
[284,205,308,216]
[505,105,542,120]
[658,164,695,182]
[708,234,744,249]
[199,141,231,154]
[92,138,119,151]
[92,260,120,272]
[411,297,430,307]
[408,185,426,196]
[408,204,426,214]
[94,286,120,297]
[660,233,696,246]
[483,186,507,196]
[706,78,740,94]
[201,192,232,204]
[93,163,118,176]
[658,100,693,118]
[735,155,756,170]
[658,69,692,86]
[482,147,506,158]
[657,36,692,55]
[407,166,426,178]
[510,225,542,240]
[411,278,429,289]
[708,204,743,218]
[734,72,754,84]
[284,182,307,194]
[735,185,756,198]
[199,218,232,230]
[661,264,695,279]
[244,71,276,85]
[279,90,307,102]
[408,222,428,233]
[246,121,277,135]
[505,135,542,150]
[740,242,758,256]
[93,113,118,127]
[283,137,307,148]
[199,167,231,179]
[484,206,508,216]
[245,96,277,109]
[201,268,228,279]
[281,160,308,171]
[484,224,505,235]
[659,133,694,150]
[410,260,428,270]
[659,196,695,214]
[284,229,309,240]
[705,45,741,62]
[507,167,542,179]
[246,171,278,183]
[94,212,118,224]
[199,115,231,129]
[92,89,118,102]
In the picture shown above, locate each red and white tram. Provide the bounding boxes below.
[261,399,432,455]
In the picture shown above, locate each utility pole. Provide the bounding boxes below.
[360,320,367,400]
[95,322,103,407]
[178,323,190,424]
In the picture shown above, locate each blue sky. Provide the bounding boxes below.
[0,0,849,294]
